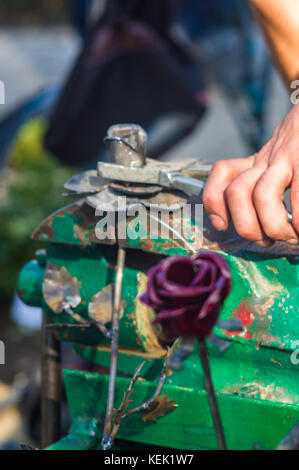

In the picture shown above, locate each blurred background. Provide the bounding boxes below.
[0,0,291,449]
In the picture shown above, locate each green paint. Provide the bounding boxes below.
[17,260,44,307]
[51,214,82,246]
[17,200,299,449]
[48,360,299,450]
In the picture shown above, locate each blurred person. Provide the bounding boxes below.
[44,0,206,167]
[203,0,299,247]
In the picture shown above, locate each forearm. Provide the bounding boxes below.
[250,0,299,87]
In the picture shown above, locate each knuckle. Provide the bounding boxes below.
[225,181,241,200]
[202,190,218,212]
[252,182,269,206]
[212,160,229,175]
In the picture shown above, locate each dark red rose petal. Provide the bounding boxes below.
[140,251,232,340]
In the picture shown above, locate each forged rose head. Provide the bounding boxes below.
[140,251,231,340]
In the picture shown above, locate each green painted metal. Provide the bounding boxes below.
[47,349,299,450]
[17,195,299,450]
[17,260,44,307]
[18,243,299,356]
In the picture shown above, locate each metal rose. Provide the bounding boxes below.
[140,251,231,340]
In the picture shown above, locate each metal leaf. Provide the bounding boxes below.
[42,263,81,314]
[88,284,124,324]
[166,337,194,371]
[217,319,243,332]
[142,395,177,422]
[166,337,182,364]
[208,332,230,353]
[86,186,187,211]
[64,170,108,194]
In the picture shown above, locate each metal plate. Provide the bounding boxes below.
[109,182,163,197]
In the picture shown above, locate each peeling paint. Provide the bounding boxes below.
[266,266,279,274]
[223,381,297,405]
[134,272,167,357]
[233,257,283,300]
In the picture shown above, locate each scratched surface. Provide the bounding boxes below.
[18,196,299,450]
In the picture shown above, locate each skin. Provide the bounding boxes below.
[203,0,299,246]
[250,0,299,87]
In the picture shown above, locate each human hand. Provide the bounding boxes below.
[203,105,299,247]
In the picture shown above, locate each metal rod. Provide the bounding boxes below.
[102,247,126,450]
[121,362,167,419]
[110,361,145,441]
[198,340,226,450]
[41,312,61,448]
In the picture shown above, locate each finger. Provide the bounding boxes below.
[290,165,299,236]
[253,165,297,243]
[225,166,272,246]
[203,157,254,231]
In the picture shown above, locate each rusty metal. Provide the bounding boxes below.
[121,362,168,420]
[41,312,61,448]
[31,199,115,246]
[110,355,177,441]
[110,361,146,440]
[42,263,81,314]
[102,247,126,450]
[88,284,124,325]
[198,340,226,450]
[86,187,142,212]
[86,185,188,212]
[97,161,206,197]
[109,182,162,197]
[31,196,299,256]
[33,168,299,258]
[105,123,147,167]
[64,170,108,195]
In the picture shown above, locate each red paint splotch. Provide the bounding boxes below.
[225,302,254,340]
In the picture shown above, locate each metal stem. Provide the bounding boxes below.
[121,363,167,419]
[198,340,226,450]
[41,312,61,448]
[102,247,126,450]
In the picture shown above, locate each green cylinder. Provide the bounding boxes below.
[17,260,44,307]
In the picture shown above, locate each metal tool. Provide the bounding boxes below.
[63,124,296,256]
[97,161,209,198]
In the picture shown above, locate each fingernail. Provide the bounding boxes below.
[286,238,299,245]
[209,214,227,231]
